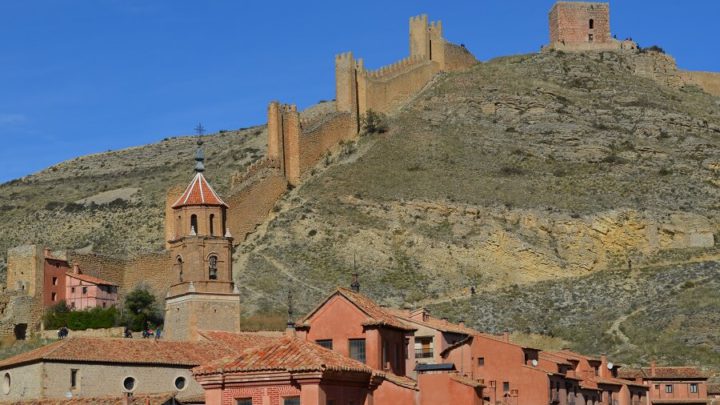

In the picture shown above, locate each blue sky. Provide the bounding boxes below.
[1,0,718,183]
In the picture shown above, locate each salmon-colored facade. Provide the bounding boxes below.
[618,363,709,404]
[42,252,70,308]
[64,271,118,310]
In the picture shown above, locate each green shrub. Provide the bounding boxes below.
[44,301,120,330]
[361,110,388,134]
[122,287,163,331]
[640,45,666,54]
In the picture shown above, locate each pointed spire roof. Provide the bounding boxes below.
[172,136,228,209]
[172,172,228,208]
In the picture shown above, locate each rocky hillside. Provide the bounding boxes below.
[236,50,720,368]
[2,50,720,368]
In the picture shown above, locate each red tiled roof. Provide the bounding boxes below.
[384,373,419,390]
[298,288,414,331]
[0,393,180,405]
[618,367,709,380]
[387,308,479,335]
[172,172,228,208]
[594,376,647,389]
[197,330,280,352]
[66,272,117,286]
[450,373,484,388]
[539,352,573,366]
[0,337,236,369]
[553,349,601,362]
[708,383,720,394]
[193,335,373,376]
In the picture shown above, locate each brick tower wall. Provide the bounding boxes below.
[549,2,611,45]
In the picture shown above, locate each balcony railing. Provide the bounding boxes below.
[415,350,434,359]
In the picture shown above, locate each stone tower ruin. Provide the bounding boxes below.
[547,2,636,51]
[164,140,241,341]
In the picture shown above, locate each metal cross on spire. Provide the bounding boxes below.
[193,123,206,173]
[194,123,206,137]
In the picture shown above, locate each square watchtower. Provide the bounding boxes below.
[549,2,611,46]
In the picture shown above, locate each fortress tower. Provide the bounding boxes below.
[547,2,636,51]
[164,140,241,341]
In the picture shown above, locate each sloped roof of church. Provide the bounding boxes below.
[171,172,228,209]
[0,337,236,369]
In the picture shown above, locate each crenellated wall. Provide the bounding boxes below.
[335,14,477,121]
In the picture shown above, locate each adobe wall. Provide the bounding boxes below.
[225,170,288,242]
[360,59,437,114]
[67,253,127,289]
[298,113,356,174]
[632,52,684,88]
[164,184,186,250]
[67,251,172,304]
[336,14,477,118]
[443,43,478,73]
[681,71,720,97]
[122,252,173,302]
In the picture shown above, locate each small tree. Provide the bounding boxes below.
[123,287,163,331]
[361,110,388,135]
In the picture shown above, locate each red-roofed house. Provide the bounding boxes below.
[295,287,416,376]
[65,267,118,310]
[618,362,709,404]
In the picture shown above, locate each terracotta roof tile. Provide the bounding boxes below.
[593,377,647,389]
[618,367,709,380]
[299,288,414,331]
[172,172,228,208]
[193,336,373,376]
[707,383,720,394]
[539,352,573,366]
[0,393,178,405]
[66,272,117,286]
[553,350,601,362]
[449,373,484,388]
[383,373,419,390]
[0,337,236,369]
[387,308,479,335]
[197,330,280,352]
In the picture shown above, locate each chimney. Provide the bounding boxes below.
[458,320,465,328]
[285,322,296,337]
[43,248,52,258]
[503,331,510,342]
[600,354,609,377]
[72,264,80,274]
[441,317,449,325]
[650,361,656,377]
[123,392,133,405]
[351,273,360,293]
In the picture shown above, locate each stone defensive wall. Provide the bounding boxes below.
[67,251,173,304]
[215,14,476,246]
[681,71,720,97]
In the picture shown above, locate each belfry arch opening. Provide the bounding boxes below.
[589,19,594,29]
[209,214,215,236]
[190,215,198,234]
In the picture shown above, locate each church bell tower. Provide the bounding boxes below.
[164,138,241,340]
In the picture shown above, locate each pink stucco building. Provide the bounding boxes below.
[65,269,118,310]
